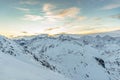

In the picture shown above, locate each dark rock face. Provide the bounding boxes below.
[95,57,105,68]
[33,54,56,70]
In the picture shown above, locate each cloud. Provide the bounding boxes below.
[43,3,87,26]
[93,17,102,21]
[45,27,60,31]
[110,14,120,19]
[42,3,57,18]
[43,4,81,19]
[43,3,55,12]
[71,25,120,34]
[77,16,87,21]
[42,3,64,22]
[22,14,43,21]
[56,7,80,18]
[20,0,39,5]
[22,3,85,23]
[21,31,28,34]
[101,3,120,10]
[16,7,30,12]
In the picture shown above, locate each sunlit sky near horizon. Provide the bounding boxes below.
[0,0,120,37]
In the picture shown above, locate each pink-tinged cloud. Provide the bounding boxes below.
[43,3,55,12]
[57,7,80,18]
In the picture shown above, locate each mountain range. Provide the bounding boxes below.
[0,30,120,80]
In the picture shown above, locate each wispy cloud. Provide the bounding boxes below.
[56,7,80,18]
[110,14,120,19]
[72,25,120,34]
[43,3,55,12]
[21,31,28,34]
[92,17,102,21]
[22,14,43,21]
[77,16,87,21]
[45,27,60,31]
[101,3,120,10]
[43,3,57,17]
[20,0,39,5]
[43,3,82,19]
[21,31,29,34]
[16,7,30,12]
[22,3,86,29]
[34,3,86,30]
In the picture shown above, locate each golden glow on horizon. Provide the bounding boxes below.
[0,27,120,38]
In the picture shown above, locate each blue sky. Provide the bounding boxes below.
[0,0,120,37]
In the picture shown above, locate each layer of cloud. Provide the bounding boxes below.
[110,14,120,19]
[22,14,43,21]
[101,3,120,10]
[72,25,120,34]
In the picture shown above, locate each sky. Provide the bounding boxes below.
[0,0,120,37]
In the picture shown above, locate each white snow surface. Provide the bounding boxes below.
[0,52,70,80]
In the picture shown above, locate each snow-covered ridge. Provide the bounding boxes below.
[0,35,24,56]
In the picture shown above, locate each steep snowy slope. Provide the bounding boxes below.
[0,51,70,80]
[0,35,37,65]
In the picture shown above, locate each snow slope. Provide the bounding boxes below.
[0,52,70,80]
